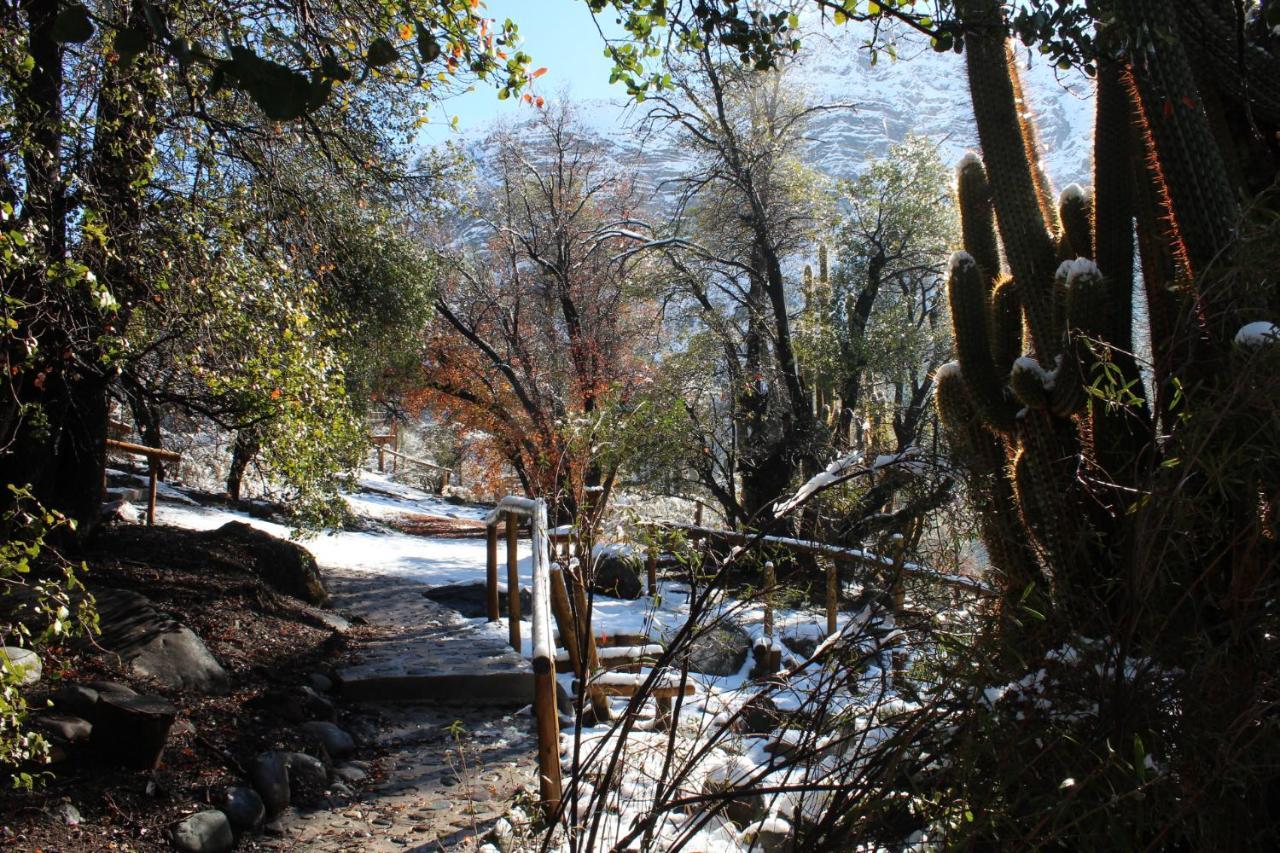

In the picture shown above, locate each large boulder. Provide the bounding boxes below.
[591,547,644,600]
[422,582,531,619]
[686,622,751,677]
[92,588,229,695]
[202,521,329,606]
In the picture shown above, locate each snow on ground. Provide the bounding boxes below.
[150,471,912,850]
[344,470,491,522]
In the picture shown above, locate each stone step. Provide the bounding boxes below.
[326,570,534,706]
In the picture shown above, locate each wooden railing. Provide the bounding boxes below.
[648,521,994,640]
[104,439,181,526]
[484,496,561,814]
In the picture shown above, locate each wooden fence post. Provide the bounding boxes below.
[146,458,159,526]
[532,655,562,813]
[486,522,500,623]
[507,513,521,649]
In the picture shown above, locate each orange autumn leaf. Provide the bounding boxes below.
[531,67,548,79]
[398,23,413,40]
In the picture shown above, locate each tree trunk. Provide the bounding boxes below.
[227,429,261,501]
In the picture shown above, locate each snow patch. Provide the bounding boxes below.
[949,250,976,274]
[1235,321,1280,348]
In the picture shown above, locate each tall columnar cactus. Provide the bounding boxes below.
[938,0,1279,636]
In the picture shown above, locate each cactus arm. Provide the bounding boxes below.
[1116,0,1239,276]
[949,252,1018,431]
[957,0,1062,358]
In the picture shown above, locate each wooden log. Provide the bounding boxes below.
[566,570,612,722]
[377,445,385,472]
[594,681,695,699]
[549,568,584,680]
[826,560,839,637]
[147,459,159,527]
[486,523,500,623]
[506,513,521,649]
[533,661,562,814]
[91,693,177,770]
[104,438,181,462]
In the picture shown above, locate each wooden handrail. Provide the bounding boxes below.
[105,438,181,462]
[105,438,182,526]
[645,521,994,638]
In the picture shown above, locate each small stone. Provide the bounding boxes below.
[282,751,328,789]
[487,817,516,853]
[219,786,265,833]
[250,752,291,815]
[51,685,100,718]
[334,764,367,783]
[308,672,333,693]
[32,713,93,743]
[47,802,81,827]
[170,810,234,853]
[298,720,355,759]
[1,647,41,687]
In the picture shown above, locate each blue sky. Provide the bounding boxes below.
[418,0,627,144]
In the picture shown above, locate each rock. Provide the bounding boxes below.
[686,623,751,677]
[248,686,335,723]
[252,750,329,816]
[780,633,818,659]
[591,551,644,600]
[31,713,93,744]
[703,756,768,827]
[250,752,292,815]
[101,498,143,525]
[308,672,333,693]
[2,647,41,687]
[739,695,783,735]
[739,817,794,852]
[487,817,517,853]
[303,608,351,635]
[421,582,531,619]
[203,521,329,606]
[170,810,234,853]
[219,786,265,834]
[91,693,177,770]
[298,721,355,760]
[92,588,230,695]
[46,802,82,827]
[283,751,328,788]
[334,763,366,784]
[52,684,102,717]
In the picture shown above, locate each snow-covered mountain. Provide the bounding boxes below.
[452,20,1096,211]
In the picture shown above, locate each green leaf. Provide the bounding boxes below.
[366,37,399,68]
[52,4,94,44]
